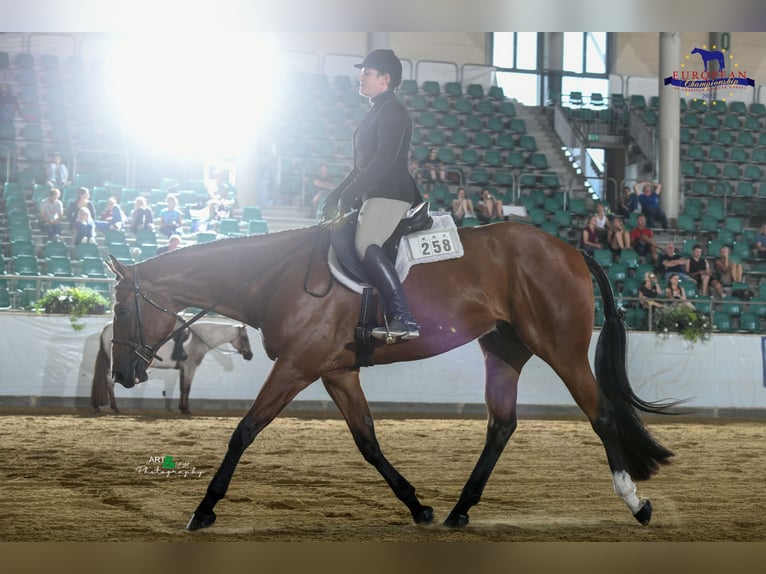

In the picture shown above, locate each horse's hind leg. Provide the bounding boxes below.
[551,356,656,525]
[322,370,434,525]
[445,324,531,528]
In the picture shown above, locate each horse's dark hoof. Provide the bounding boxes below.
[412,505,434,525]
[443,511,469,528]
[186,510,216,531]
[633,498,652,526]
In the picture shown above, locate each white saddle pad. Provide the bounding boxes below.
[328,214,464,294]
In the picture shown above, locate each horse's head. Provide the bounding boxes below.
[106,255,181,388]
[234,324,253,361]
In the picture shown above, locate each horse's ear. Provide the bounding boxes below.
[105,254,128,280]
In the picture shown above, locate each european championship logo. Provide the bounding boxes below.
[664,44,755,106]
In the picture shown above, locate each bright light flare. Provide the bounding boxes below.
[107,33,276,157]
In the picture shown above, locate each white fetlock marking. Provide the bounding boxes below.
[612,470,642,514]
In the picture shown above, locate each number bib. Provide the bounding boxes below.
[405,226,462,262]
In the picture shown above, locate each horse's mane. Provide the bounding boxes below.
[139,225,322,269]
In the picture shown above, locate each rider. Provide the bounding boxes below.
[322,49,422,342]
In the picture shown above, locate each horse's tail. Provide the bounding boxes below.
[91,329,111,409]
[583,250,676,480]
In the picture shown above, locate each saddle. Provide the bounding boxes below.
[329,202,433,284]
[327,202,432,368]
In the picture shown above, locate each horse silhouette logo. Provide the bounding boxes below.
[691,47,725,71]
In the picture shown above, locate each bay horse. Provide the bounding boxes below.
[105,221,674,531]
[92,321,253,414]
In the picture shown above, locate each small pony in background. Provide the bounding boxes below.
[691,47,725,71]
[92,321,253,414]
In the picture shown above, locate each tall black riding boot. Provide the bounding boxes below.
[361,244,420,342]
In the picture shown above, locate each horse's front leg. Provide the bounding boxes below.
[186,359,313,531]
[444,328,528,527]
[322,371,434,525]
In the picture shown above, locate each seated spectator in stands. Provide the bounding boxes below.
[477,188,503,223]
[156,234,182,255]
[95,196,127,232]
[129,196,154,234]
[421,148,446,184]
[629,214,658,264]
[665,273,695,310]
[754,223,766,259]
[638,271,664,310]
[451,187,476,226]
[46,151,70,190]
[593,202,610,244]
[39,187,64,241]
[713,245,742,296]
[209,169,236,219]
[616,185,640,219]
[157,194,184,237]
[634,180,667,229]
[684,243,714,297]
[311,164,336,218]
[72,206,94,245]
[65,187,96,229]
[580,215,603,255]
[606,216,631,256]
[658,242,693,282]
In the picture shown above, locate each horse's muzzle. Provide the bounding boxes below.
[112,359,149,388]
[243,351,253,361]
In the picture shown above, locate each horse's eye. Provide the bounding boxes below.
[114,304,129,317]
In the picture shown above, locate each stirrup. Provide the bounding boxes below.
[371,315,420,345]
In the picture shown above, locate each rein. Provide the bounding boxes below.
[303,222,334,298]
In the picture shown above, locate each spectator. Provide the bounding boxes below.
[477,188,503,223]
[420,148,446,184]
[311,164,336,218]
[0,83,20,126]
[754,223,766,259]
[658,242,693,282]
[593,202,610,244]
[72,205,94,245]
[65,187,96,229]
[580,215,603,255]
[157,194,183,237]
[616,185,640,219]
[38,187,64,241]
[629,214,658,264]
[684,243,714,297]
[665,273,695,310]
[638,271,664,310]
[95,196,126,232]
[451,186,476,226]
[156,233,182,255]
[634,180,667,229]
[129,196,154,234]
[46,151,70,190]
[713,245,742,297]
[606,215,631,256]
[209,169,236,219]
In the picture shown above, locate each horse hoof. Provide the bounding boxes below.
[633,498,652,526]
[186,511,216,531]
[443,511,469,528]
[412,505,434,525]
